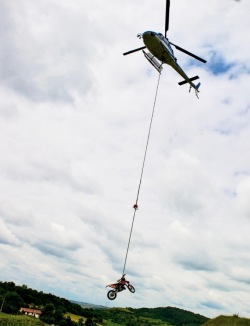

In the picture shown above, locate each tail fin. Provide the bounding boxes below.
[179,76,201,98]
[196,82,201,91]
[195,82,201,98]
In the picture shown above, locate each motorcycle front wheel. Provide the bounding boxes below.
[107,290,117,300]
[128,284,135,293]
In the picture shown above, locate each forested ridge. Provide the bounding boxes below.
[0,281,101,325]
[0,281,209,325]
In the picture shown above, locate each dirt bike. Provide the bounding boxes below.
[106,275,135,300]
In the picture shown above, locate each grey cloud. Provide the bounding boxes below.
[31,162,100,194]
[176,259,217,272]
[201,300,225,310]
[32,235,83,260]
[231,276,250,286]
[0,205,35,227]
[34,242,67,259]
[206,280,233,292]
[234,171,250,177]
[238,105,250,117]
[3,160,101,195]
[0,221,20,246]
[0,234,17,246]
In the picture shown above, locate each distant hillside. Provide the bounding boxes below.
[128,307,209,326]
[202,315,250,325]
[70,300,106,309]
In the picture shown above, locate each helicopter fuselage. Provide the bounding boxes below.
[142,31,199,91]
[143,31,175,64]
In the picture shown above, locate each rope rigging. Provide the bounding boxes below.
[122,71,162,276]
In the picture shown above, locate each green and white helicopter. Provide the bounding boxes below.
[123,0,207,96]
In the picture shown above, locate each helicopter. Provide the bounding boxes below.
[123,0,207,96]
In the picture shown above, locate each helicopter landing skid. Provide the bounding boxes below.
[143,50,163,73]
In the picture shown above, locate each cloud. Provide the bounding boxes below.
[206,52,234,76]
[0,1,95,103]
[175,257,217,272]
[154,150,221,221]
[233,177,250,218]
[201,300,225,310]
[0,219,20,246]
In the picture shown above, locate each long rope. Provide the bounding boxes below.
[122,71,161,276]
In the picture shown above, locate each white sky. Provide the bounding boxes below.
[0,0,250,319]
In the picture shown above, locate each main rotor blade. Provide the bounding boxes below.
[170,42,207,63]
[123,46,146,56]
[165,0,170,37]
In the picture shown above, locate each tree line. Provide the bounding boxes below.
[0,281,101,325]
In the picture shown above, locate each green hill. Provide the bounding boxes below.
[202,315,250,326]
[135,307,209,325]
[0,312,49,326]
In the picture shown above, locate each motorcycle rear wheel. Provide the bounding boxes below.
[128,284,135,293]
[107,290,117,300]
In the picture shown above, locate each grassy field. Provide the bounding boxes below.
[0,312,109,326]
[0,312,48,326]
[202,315,250,325]
[130,317,172,325]
[65,311,172,326]
[101,318,172,325]
[102,320,121,326]
[65,313,121,326]
[101,316,173,325]
[65,312,86,322]
[99,307,174,325]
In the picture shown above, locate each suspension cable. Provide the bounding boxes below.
[122,71,161,276]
